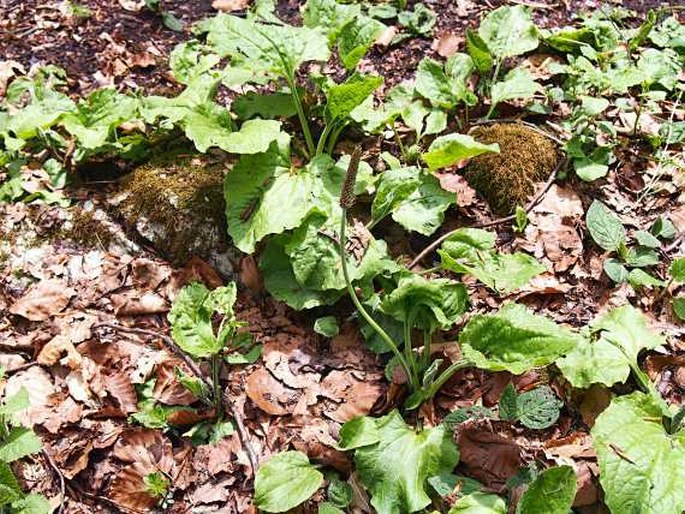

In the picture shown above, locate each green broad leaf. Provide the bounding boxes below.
[579,95,610,116]
[603,258,629,283]
[301,0,360,41]
[414,55,475,110]
[586,200,626,251]
[439,228,544,294]
[338,416,380,450]
[628,269,666,289]
[392,172,455,236]
[673,297,685,321]
[225,135,313,254]
[649,16,685,50]
[574,159,609,182]
[516,466,577,514]
[338,16,386,70]
[514,206,528,233]
[557,305,665,389]
[636,48,681,90]
[319,503,344,514]
[592,305,665,364]
[490,67,541,109]
[478,5,539,60]
[651,217,677,239]
[7,90,75,140]
[422,133,499,171]
[254,451,324,513]
[556,335,630,388]
[460,303,579,374]
[515,386,562,429]
[260,237,343,310]
[372,167,421,222]
[326,474,353,508]
[225,344,262,365]
[634,230,661,249]
[0,388,30,416]
[61,89,139,149]
[233,92,297,120]
[380,273,468,331]
[175,368,210,400]
[0,461,21,504]
[543,26,595,53]
[465,29,493,73]
[397,4,436,37]
[215,119,283,154]
[10,494,51,514]
[353,410,459,514]
[325,73,383,125]
[314,316,339,338]
[428,474,484,497]
[200,14,330,82]
[449,492,507,514]
[167,282,238,359]
[670,258,685,283]
[442,407,496,428]
[593,392,685,514]
[624,247,660,268]
[498,383,518,421]
[0,428,42,463]
[169,41,220,84]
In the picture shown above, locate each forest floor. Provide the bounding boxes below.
[0,0,684,513]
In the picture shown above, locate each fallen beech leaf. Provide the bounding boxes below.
[113,290,168,316]
[103,372,138,414]
[5,367,56,426]
[245,368,298,416]
[109,465,159,512]
[153,359,197,406]
[37,335,82,369]
[432,32,463,57]
[436,172,477,207]
[457,422,521,491]
[375,25,397,47]
[130,258,169,290]
[212,0,250,12]
[9,279,76,321]
[240,255,264,295]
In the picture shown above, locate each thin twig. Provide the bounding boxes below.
[92,322,210,388]
[43,448,65,514]
[665,234,684,254]
[408,156,564,269]
[223,392,259,474]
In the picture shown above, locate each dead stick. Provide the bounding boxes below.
[408,160,562,269]
[43,448,66,514]
[223,392,259,474]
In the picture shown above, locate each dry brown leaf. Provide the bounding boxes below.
[436,172,477,207]
[9,279,76,321]
[130,258,169,290]
[432,32,463,57]
[109,465,159,513]
[375,25,397,47]
[153,358,197,406]
[103,372,138,414]
[212,0,250,12]
[245,368,298,416]
[457,422,521,491]
[240,255,264,295]
[321,372,384,423]
[37,335,82,369]
[117,0,145,12]
[5,366,56,426]
[112,290,168,316]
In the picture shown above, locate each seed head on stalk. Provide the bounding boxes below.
[340,147,362,209]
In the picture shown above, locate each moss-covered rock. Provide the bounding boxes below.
[110,156,238,276]
[464,123,560,215]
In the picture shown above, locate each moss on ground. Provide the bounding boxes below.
[464,123,559,215]
[115,155,228,264]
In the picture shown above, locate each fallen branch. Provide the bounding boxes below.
[43,448,66,514]
[223,392,259,475]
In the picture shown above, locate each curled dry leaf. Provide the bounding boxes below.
[112,290,168,316]
[212,0,250,12]
[37,335,82,369]
[320,370,384,423]
[432,32,463,58]
[9,279,76,321]
[245,368,298,416]
[153,358,197,406]
[117,0,145,12]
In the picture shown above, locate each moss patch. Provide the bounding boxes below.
[59,208,114,249]
[464,123,559,215]
[115,156,228,264]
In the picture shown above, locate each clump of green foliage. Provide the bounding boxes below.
[464,123,559,214]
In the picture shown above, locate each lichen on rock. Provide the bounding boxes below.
[110,155,238,277]
[464,123,560,215]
